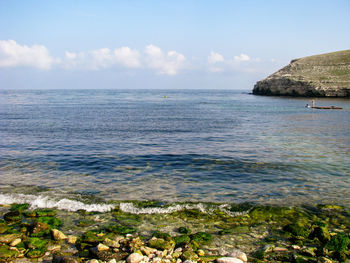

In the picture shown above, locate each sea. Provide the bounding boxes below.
[0,89,349,212]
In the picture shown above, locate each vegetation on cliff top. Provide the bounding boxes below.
[253,49,350,97]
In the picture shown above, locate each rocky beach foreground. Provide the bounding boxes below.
[253,50,350,97]
[1,201,350,263]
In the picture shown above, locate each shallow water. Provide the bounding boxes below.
[0,89,349,207]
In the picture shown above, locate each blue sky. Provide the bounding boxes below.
[0,0,349,90]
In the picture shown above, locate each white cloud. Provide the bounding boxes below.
[208,51,224,64]
[145,45,186,75]
[0,40,57,69]
[89,48,113,69]
[234,53,250,62]
[114,47,140,68]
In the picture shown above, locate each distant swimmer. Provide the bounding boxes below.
[305,103,311,108]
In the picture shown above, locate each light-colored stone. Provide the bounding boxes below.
[10,238,22,247]
[86,260,99,263]
[197,250,205,257]
[176,259,182,263]
[274,247,288,252]
[47,244,61,251]
[127,253,144,263]
[175,247,182,253]
[226,249,247,262]
[108,259,117,263]
[0,233,21,244]
[216,257,244,263]
[103,238,120,248]
[97,243,110,251]
[51,229,67,240]
[152,257,162,263]
[292,245,301,250]
[141,246,157,256]
[67,235,78,244]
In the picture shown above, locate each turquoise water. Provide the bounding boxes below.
[0,89,349,206]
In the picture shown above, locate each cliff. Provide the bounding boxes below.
[253,50,350,97]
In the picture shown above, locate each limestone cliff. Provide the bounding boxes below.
[253,50,350,97]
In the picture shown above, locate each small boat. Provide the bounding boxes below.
[312,106,343,110]
[307,100,343,110]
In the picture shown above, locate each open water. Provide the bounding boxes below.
[0,89,349,210]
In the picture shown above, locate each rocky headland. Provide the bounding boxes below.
[253,50,350,97]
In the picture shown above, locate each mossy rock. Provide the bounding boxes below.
[10,203,30,211]
[318,204,344,210]
[325,233,350,253]
[77,219,95,227]
[178,226,191,234]
[30,221,51,237]
[0,223,9,234]
[80,230,106,244]
[26,237,48,250]
[0,245,19,259]
[35,209,56,217]
[107,224,136,235]
[309,225,330,244]
[36,216,62,228]
[153,230,172,241]
[249,205,306,225]
[26,247,46,258]
[148,237,175,250]
[181,250,199,261]
[283,222,310,238]
[173,234,190,246]
[292,254,317,263]
[3,211,22,223]
[190,232,212,244]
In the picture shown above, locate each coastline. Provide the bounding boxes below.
[1,199,349,262]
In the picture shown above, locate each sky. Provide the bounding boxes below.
[0,0,349,90]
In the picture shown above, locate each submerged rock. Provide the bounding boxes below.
[52,229,68,240]
[216,257,244,263]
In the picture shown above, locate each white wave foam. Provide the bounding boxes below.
[119,202,207,214]
[0,193,114,212]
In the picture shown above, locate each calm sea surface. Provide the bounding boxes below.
[0,89,349,206]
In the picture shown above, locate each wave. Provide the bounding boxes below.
[0,193,114,212]
[0,192,252,216]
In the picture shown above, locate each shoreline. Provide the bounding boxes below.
[1,201,349,262]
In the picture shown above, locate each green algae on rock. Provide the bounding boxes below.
[0,202,350,262]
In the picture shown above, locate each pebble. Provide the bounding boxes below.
[47,244,61,251]
[216,257,244,263]
[0,233,21,244]
[86,260,99,263]
[51,229,67,240]
[273,247,288,252]
[226,249,247,262]
[141,246,157,256]
[97,243,110,251]
[67,235,78,244]
[104,238,120,248]
[10,238,22,247]
[108,260,117,263]
[127,253,144,263]
[291,245,301,250]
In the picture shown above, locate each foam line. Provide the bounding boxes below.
[0,193,114,212]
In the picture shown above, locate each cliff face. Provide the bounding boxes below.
[253,50,350,97]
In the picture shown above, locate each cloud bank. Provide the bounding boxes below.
[0,40,57,69]
[0,40,265,75]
